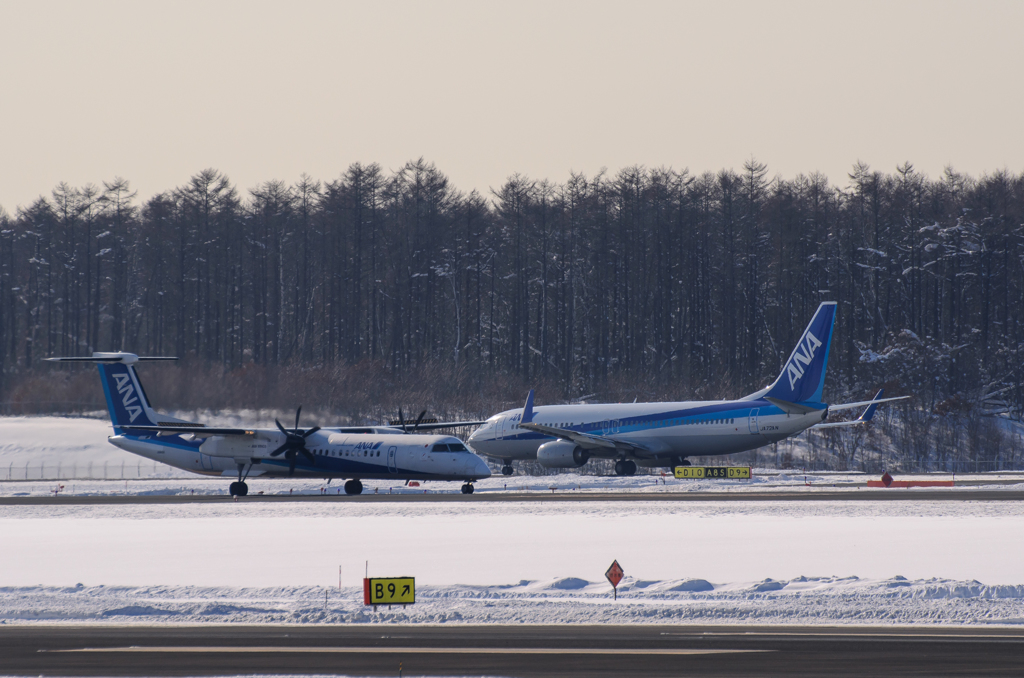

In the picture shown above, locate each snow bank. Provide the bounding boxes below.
[3,576,1023,626]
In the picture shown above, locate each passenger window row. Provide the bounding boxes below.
[313,449,382,457]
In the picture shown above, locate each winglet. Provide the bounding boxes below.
[522,389,535,424]
[859,389,884,422]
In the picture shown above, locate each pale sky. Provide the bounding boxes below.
[1,0,1022,212]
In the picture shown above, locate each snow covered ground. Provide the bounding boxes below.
[5,576,1024,626]
[2,498,1023,626]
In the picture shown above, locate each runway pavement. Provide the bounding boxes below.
[3,624,1024,676]
[2,488,1024,504]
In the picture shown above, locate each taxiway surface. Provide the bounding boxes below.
[2,488,1024,504]
[4,624,1023,677]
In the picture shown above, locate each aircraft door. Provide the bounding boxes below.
[497,416,509,440]
[387,446,397,472]
[748,409,759,435]
[199,452,214,470]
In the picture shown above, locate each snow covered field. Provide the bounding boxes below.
[2,498,1023,626]
[5,576,1024,626]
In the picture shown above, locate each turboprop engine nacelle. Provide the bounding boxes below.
[199,435,272,458]
[536,440,590,468]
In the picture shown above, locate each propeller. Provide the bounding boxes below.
[397,408,427,433]
[268,406,321,475]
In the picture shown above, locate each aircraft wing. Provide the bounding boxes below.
[519,421,620,450]
[401,420,487,431]
[518,390,653,455]
[815,389,908,429]
[122,425,255,437]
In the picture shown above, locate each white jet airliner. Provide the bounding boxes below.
[468,302,908,475]
[46,353,491,495]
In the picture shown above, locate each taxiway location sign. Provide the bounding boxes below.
[605,560,624,600]
[674,466,751,479]
[363,577,415,606]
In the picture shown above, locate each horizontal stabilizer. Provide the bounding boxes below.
[816,389,909,428]
[827,395,910,412]
[46,352,177,364]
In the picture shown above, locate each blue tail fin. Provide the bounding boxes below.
[764,302,837,404]
[97,363,158,429]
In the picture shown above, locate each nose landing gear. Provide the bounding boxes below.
[461,483,475,494]
[344,479,363,495]
[500,460,514,476]
[614,459,637,476]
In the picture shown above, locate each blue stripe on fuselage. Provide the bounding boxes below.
[498,399,823,441]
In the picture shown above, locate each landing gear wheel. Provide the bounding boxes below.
[461,483,475,495]
[614,460,637,476]
[229,481,248,496]
[501,464,514,476]
[344,479,363,495]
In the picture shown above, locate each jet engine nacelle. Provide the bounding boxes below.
[536,440,591,468]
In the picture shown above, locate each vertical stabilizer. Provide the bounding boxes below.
[96,363,159,430]
[761,302,837,404]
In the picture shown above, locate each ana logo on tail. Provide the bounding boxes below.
[112,372,143,423]
[786,330,823,390]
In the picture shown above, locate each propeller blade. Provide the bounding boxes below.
[288,454,296,475]
[269,443,290,457]
[299,448,315,465]
[413,410,427,431]
[302,426,321,438]
[294,406,302,433]
[275,419,289,436]
[399,408,407,433]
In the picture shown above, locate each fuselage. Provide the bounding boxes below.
[467,399,826,464]
[111,429,491,481]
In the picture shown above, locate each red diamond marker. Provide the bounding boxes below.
[605,560,624,598]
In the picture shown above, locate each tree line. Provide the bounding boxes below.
[1,159,1023,433]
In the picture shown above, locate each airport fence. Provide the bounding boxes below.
[3,459,184,481]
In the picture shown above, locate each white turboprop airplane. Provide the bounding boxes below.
[45,353,491,495]
[468,302,909,476]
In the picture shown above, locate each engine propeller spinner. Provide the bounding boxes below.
[269,406,321,475]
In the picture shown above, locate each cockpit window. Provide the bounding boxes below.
[431,443,449,452]
[448,443,468,452]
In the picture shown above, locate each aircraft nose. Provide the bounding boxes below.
[467,455,491,480]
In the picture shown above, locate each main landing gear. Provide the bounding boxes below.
[500,460,514,476]
[461,483,475,494]
[229,462,252,496]
[614,459,637,476]
[344,479,363,495]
